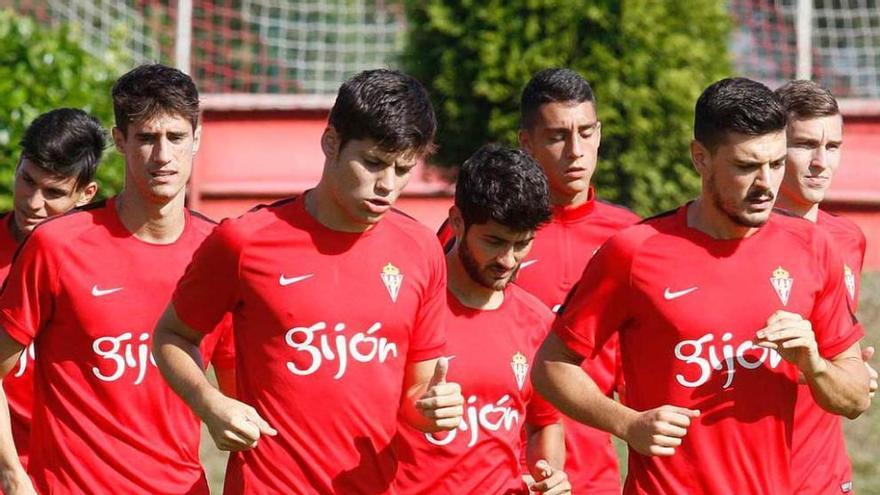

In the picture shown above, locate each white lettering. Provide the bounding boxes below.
[425,394,520,448]
[285,322,398,379]
[674,332,783,389]
[91,332,154,384]
[13,343,35,378]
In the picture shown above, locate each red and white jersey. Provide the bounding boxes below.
[554,206,861,495]
[0,213,35,468]
[172,194,447,494]
[0,198,231,494]
[791,209,866,495]
[439,187,638,493]
[394,286,560,494]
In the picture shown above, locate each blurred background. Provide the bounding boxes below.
[0,0,877,492]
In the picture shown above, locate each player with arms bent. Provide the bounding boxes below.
[154,69,463,494]
[533,77,870,494]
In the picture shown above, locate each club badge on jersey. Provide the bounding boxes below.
[844,265,856,301]
[511,352,528,391]
[770,266,793,305]
[381,262,403,303]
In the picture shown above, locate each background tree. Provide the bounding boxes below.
[404,0,731,215]
[0,10,128,209]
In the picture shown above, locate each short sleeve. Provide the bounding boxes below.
[811,232,863,359]
[552,234,634,359]
[407,240,447,363]
[173,220,243,335]
[200,313,235,370]
[0,230,59,346]
[526,389,561,427]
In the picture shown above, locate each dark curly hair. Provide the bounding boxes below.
[112,64,200,135]
[694,77,786,151]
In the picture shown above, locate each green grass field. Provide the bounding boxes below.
[200,274,880,493]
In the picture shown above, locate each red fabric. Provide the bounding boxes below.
[172,194,447,494]
[790,210,866,495]
[554,206,862,495]
[394,286,559,494]
[438,187,638,493]
[0,198,220,494]
[0,212,34,469]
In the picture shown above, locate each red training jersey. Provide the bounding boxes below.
[394,286,560,494]
[439,187,638,493]
[172,194,447,494]
[0,213,35,468]
[0,198,231,494]
[790,209,866,495]
[554,206,862,495]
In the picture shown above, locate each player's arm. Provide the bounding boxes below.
[756,311,870,418]
[153,305,275,450]
[0,330,33,494]
[533,333,699,457]
[524,421,570,494]
[399,357,463,433]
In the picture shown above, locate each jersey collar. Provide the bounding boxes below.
[551,187,596,223]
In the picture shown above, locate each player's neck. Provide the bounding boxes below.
[115,189,187,244]
[306,185,373,233]
[445,248,504,310]
[551,187,590,208]
[774,194,820,222]
[687,197,760,239]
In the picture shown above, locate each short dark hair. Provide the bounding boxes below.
[455,143,551,232]
[775,80,839,120]
[328,69,436,156]
[520,68,596,130]
[694,77,787,151]
[112,64,200,134]
[19,108,106,190]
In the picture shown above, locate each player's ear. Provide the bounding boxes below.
[449,206,465,240]
[321,126,341,160]
[518,128,532,154]
[75,181,99,206]
[690,139,710,176]
[192,125,202,155]
[111,127,126,153]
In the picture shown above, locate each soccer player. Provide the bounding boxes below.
[0,64,233,494]
[153,69,463,494]
[773,79,879,495]
[436,68,638,493]
[0,108,103,470]
[533,77,871,494]
[394,144,570,494]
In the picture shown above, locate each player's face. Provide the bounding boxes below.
[780,114,843,208]
[696,130,787,228]
[12,158,96,237]
[113,112,200,205]
[519,101,601,203]
[459,220,535,291]
[322,131,418,229]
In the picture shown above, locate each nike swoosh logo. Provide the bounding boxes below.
[664,287,699,300]
[91,285,122,297]
[279,274,314,286]
[520,259,538,269]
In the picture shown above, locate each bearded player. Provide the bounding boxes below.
[395,144,570,494]
[153,69,463,494]
[534,77,870,494]
[0,64,233,494]
[436,68,638,493]
[0,108,103,474]
[774,79,878,494]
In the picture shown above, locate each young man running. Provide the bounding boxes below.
[396,144,569,494]
[534,77,870,494]
[0,108,103,471]
[0,65,232,494]
[154,69,463,494]
[774,79,878,494]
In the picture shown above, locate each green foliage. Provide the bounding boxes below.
[0,10,129,210]
[404,0,732,215]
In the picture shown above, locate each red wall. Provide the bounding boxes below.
[191,110,880,268]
